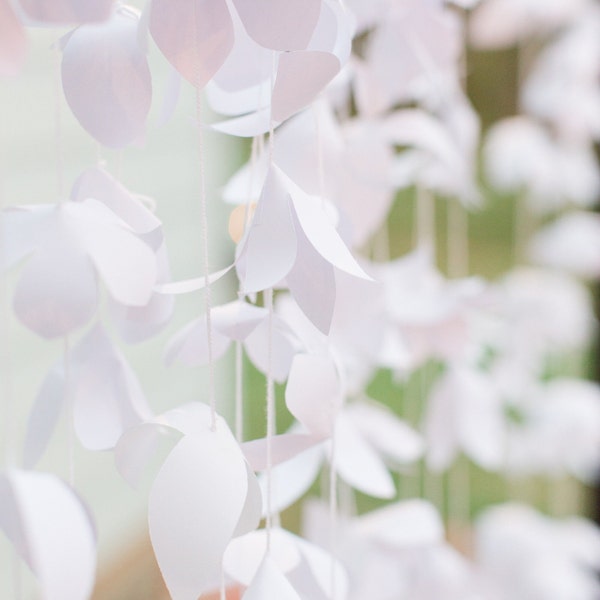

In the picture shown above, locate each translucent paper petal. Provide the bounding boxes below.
[13,235,98,338]
[149,432,249,600]
[346,401,424,464]
[271,51,340,123]
[149,0,234,88]
[211,106,274,137]
[23,366,65,468]
[19,0,113,24]
[243,556,301,600]
[238,167,297,293]
[212,300,268,341]
[164,315,231,366]
[61,9,152,148]
[258,444,324,516]
[72,200,157,307]
[334,413,396,498]
[285,354,342,438]
[242,433,319,471]
[71,324,152,450]
[232,0,321,51]
[155,263,235,294]
[233,463,263,538]
[0,0,27,76]
[0,469,96,600]
[287,218,336,334]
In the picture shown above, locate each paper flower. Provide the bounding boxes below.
[61,6,152,148]
[2,197,157,338]
[19,0,113,25]
[0,469,97,600]
[116,402,261,600]
[23,324,153,467]
[0,0,27,76]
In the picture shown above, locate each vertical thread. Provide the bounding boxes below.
[264,287,275,551]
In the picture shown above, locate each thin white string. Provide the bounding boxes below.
[64,335,75,487]
[264,287,275,551]
[195,89,217,431]
[415,183,435,253]
[54,48,65,202]
[235,340,243,443]
[329,435,338,600]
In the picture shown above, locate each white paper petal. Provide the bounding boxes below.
[211,106,275,138]
[243,316,301,383]
[232,0,321,51]
[285,354,341,438]
[164,315,231,366]
[243,556,301,600]
[233,463,263,538]
[0,0,27,76]
[346,401,424,464]
[258,443,324,516]
[72,200,157,306]
[242,433,320,471]
[61,9,152,148]
[238,167,297,293]
[19,0,113,24]
[23,366,66,468]
[287,218,336,334]
[149,0,234,88]
[212,300,268,341]
[0,469,96,600]
[149,431,249,600]
[13,234,98,338]
[155,263,235,294]
[271,51,340,123]
[334,413,396,498]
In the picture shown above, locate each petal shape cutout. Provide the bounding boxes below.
[334,413,396,498]
[19,0,113,24]
[212,300,268,341]
[285,354,342,438]
[271,51,340,123]
[287,215,336,334]
[61,9,152,148]
[233,463,263,538]
[0,0,27,76]
[13,232,98,338]
[0,469,96,600]
[155,263,235,294]
[242,433,319,471]
[243,556,301,600]
[238,167,297,293]
[164,315,231,366]
[232,0,321,51]
[149,432,248,600]
[70,200,157,306]
[23,366,66,468]
[149,0,234,88]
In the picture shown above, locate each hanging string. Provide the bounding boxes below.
[415,183,435,254]
[264,287,275,550]
[54,48,65,201]
[195,88,217,431]
[64,335,75,487]
[234,340,243,443]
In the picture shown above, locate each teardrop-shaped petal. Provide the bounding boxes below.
[212,300,268,341]
[61,9,152,148]
[232,0,321,51]
[243,556,301,600]
[271,51,340,123]
[149,431,249,600]
[285,354,342,439]
[19,0,113,24]
[233,463,263,538]
[0,469,96,600]
[149,0,234,88]
[0,0,27,76]
[237,167,297,293]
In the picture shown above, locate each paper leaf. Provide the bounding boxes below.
[19,0,113,24]
[13,234,98,338]
[23,366,66,468]
[149,0,234,88]
[149,432,248,600]
[285,354,341,438]
[164,315,231,366]
[271,51,340,123]
[0,469,96,600]
[0,0,27,76]
[243,556,301,600]
[238,167,297,293]
[287,218,336,334]
[61,9,152,148]
[242,433,319,471]
[334,413,396,498]
[232,0,321,51]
